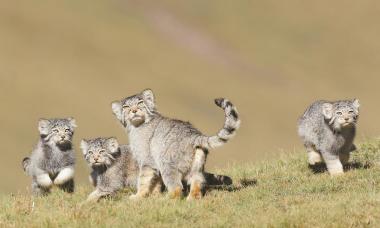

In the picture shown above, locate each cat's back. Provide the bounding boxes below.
[298,100,327,139]
[154,116,202,141]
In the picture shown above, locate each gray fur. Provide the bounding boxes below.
[81,137,233,202]
[297,99,360,175]
[81,138,139,202]
[22,118,77,195]
[111,89,240,200]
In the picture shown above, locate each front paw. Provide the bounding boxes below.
[54,167,75,185]
[36,174,53,188]
[325,159,344,177]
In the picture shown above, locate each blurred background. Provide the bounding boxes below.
[1,0,379,194]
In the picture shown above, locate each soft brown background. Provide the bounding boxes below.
[1,0,379,193]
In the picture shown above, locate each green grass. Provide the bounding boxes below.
[2,140,380,227]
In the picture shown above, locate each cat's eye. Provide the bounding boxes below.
[348,110,354,114]
[88,151,93,155]
[336,112,343,115]
[137,100,144,106]
[65,129,71,133]
[52,129,59,133]
[99,150,105,154]
[123,105,130,109]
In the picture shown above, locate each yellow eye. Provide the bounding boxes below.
[99,150,105,154]
[336,112,343,116]
[123,105,130,109]
[52,129,59,133]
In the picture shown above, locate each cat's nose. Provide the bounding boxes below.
[344,117,349,121]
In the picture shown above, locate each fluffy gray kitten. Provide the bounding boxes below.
[112,89,240,200]
[81,137,139,202]
[298,99,360,176]
[22,118,77,196]
[81,137,234,202]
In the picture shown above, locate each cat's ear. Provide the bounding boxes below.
[68,117,77,128]
[352,99,360,111]
[142,89,156,110]
[111,101,123,121]
[38,118,50,135]
[106,137,119,153]
[322,103,334,119]
[80,139,89,154]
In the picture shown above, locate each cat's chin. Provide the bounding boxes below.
[131,117,145,127]
[341,122,355,128]
[55,141,72,151]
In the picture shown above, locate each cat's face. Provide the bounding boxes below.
[322,99,360,130]
[38,118,76,147]
[81,138,119,167]
[112,89,156,127]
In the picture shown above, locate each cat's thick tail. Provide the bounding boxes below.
[204,172,233,186]
[197,98,241,149]
[22,157,31,174]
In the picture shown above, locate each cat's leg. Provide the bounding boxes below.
[31,178,50,196]
[54,167,74,186]
[129,166,156,200]
[54,167,75,193]
[161,167,184,199]
[321,151,344,176]
[339,152,350,165]
[151,176,163,195]
[58,179,74,193]
[306,145,323,165]
[340,144,356,165]
[35,173,53,189]
[187,148,206,201]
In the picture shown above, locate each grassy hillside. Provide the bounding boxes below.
[1,0,380,193]
[1,140,379,227]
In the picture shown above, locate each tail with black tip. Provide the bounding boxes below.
[197,98,241,149]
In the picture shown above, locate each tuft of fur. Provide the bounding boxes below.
[22,118,77,196]
[297,99,360,176]
[111,89,239,200]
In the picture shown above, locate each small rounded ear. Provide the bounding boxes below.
[111,101,123,121]
[322,103,334,119]
[38,119,50,135]
[352,99,360,110]
[106,137,119,153]
[68,117,77,128]
[142,89,155,110]
[80,139,89,154]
